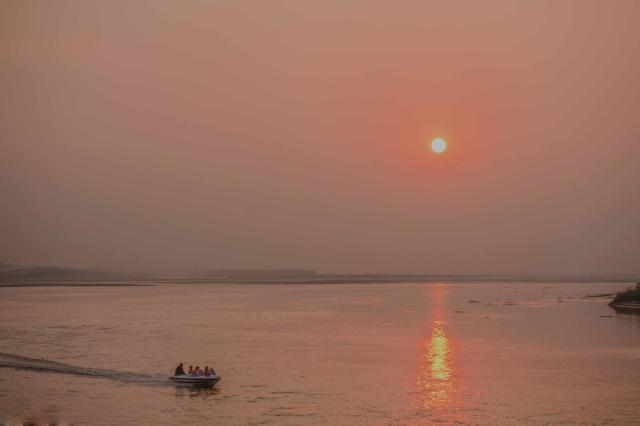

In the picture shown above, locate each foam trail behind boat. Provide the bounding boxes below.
[0,352,169,386]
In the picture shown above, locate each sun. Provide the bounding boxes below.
[431,138,447,154]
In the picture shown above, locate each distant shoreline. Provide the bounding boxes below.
[156,278,639,285]
[0,282,154,288]
[2,263,639,286]
[2,273,640,288]
[154,274,640,285]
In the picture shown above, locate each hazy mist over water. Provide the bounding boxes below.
[2,4,640,425]
[2,1,640,274]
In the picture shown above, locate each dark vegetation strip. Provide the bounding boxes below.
[610,283,640,305]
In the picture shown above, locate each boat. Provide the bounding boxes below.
[169,375,221,387]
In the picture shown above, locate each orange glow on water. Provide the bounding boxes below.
[415,284,460,411]
[428,320,451,381]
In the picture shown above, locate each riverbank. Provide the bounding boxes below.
[609,283,640,312]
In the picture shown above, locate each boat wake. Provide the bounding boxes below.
[0,352,170,386]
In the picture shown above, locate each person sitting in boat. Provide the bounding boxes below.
[195,366,203,376]
[187,365,194,376]
[203,366,209,377]
[174,362,186,376]
[208,367,217,377]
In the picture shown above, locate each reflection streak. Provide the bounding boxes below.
[415,284,459,411]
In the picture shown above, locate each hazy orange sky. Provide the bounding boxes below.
[2,1,639,274]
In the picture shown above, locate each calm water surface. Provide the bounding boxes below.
[0,282,638,425]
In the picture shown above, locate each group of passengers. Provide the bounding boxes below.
[174,362,216,377]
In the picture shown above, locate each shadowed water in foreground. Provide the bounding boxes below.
[0,282,638,425]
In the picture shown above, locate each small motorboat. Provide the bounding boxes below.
[169,375,221,388]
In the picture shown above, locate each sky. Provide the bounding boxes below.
[2,0,639,274]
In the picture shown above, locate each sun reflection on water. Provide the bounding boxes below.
[428,320,451,381]
[415,284,460,412]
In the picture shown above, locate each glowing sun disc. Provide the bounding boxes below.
[431,138,447,153]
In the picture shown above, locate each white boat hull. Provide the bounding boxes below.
[169,375,220,387]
